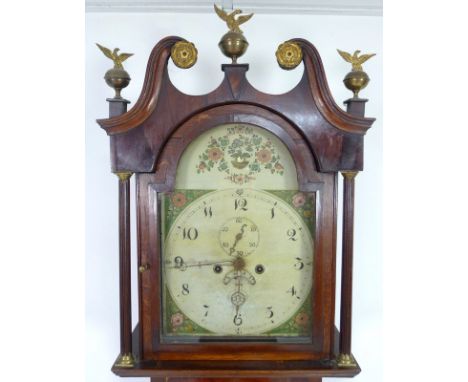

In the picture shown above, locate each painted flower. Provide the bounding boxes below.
[274,162,284,171]
[171,312,184,328]
[234,174,244,184]
[292,192,306,208]
[198,161,207,172]
[295,312,309,326]
[256,149,272,164]
[207,147,224,161]
[171,192,187,208]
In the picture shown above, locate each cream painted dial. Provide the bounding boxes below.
[163,188,314,336]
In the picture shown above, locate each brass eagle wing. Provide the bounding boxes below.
[214,3,253,33]
[96,43,115,61]
[214,4,229,22]
[236,13,254,27]
[337,49,375,71]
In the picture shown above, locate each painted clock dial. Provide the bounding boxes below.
[161,124,315,340]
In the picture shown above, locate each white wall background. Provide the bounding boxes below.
[86,11,382,382]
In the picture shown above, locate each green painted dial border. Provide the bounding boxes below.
[161,189,316,338]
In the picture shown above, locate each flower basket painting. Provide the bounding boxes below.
[196,125,285,185]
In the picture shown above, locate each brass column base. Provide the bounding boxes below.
[336,353,358,368]
[115,352,135,368]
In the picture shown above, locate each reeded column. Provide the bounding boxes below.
[337,171,358,367]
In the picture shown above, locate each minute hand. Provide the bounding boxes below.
[169,259,234,271]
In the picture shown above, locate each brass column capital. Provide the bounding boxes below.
[341,170,359,180]
[114,171,133,181]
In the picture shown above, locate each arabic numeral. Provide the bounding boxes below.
[287,228,297,241]
[180,226,198,240]
[174,256,185,269]
[267,306,274,319]
[294,257,304,270]
[271,202,277,219]
[287,286,301,299]
[233,313,243,326]
[234,198,248,211]
[181,283,190,295]
[204,206,213,217]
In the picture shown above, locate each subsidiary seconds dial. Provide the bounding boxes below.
[219,217,259,257]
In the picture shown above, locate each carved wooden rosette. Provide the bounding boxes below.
[97,36,375,380]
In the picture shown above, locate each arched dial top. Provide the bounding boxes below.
[97,36,375,174]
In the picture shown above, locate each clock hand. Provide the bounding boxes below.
[169,259,234,271]
[223,269,256,285]
[229,224,248,255]
[231,270,246,315]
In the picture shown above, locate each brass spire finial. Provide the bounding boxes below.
[337,49,375,98]
[96,43,133,99]
[214,4,253,63]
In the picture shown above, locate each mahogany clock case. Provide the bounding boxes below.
[94,30,377,379]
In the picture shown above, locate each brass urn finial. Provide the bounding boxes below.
[337,49,375,98]
[214,4,253,63]
[96,43,133,99]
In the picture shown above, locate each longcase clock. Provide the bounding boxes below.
[96,7,375,382]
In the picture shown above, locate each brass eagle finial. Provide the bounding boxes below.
[214,4,253,33]
[96,43,133,69]
[337,49,375,72]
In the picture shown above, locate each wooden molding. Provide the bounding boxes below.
[86,1,382,16]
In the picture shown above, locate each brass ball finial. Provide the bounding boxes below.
[171,41,198,69]
[96,43,133,99]
[276,42,303,70]
[337,49,376,98]
[214,4,253,63]
[218,31,249,63]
